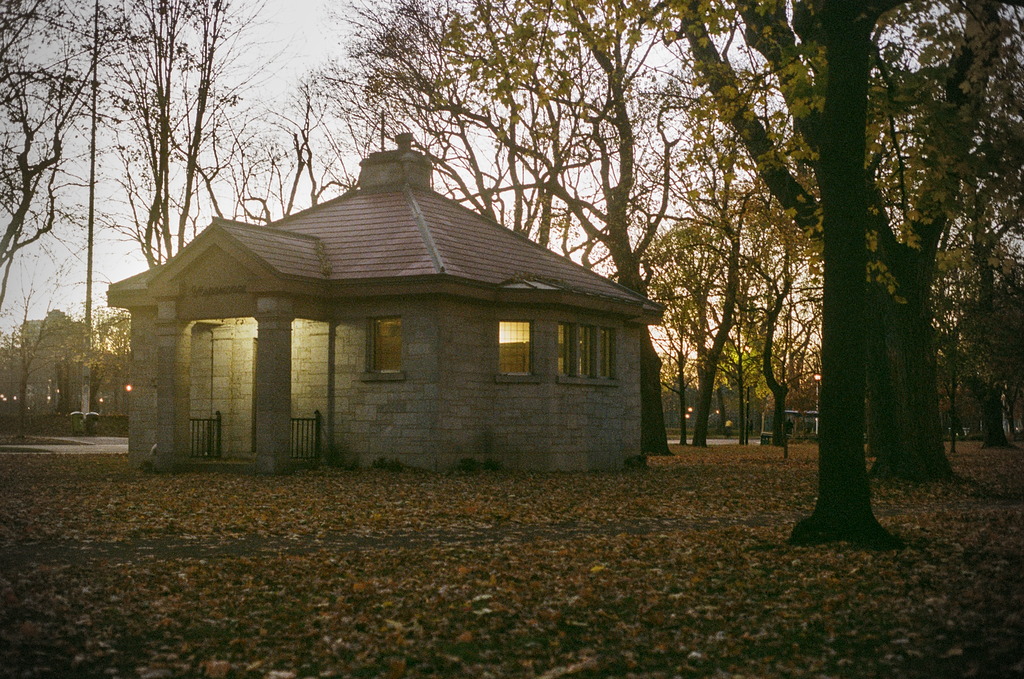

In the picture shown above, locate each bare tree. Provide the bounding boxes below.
[326,0,560,242]
[0,0,88,310]
[108,0,259,267]
[210,78,356,224]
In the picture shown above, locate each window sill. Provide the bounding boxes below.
[495,374,543,384]
[361,371,406,382]
[556,375,619,387]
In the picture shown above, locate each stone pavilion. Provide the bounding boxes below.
[108,135,661,473]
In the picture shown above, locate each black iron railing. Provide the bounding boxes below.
[190,411,222,458]
[290,410,322,460]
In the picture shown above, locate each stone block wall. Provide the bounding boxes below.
[329,299,442,467]
[129,297,643,472]
[431,299,642,471]
[291,319,329,419]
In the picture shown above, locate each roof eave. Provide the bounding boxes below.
[326,273,658,321]
[109,267,660,325]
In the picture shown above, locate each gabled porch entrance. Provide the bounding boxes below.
[153,303,331,473]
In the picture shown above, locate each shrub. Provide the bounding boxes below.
[454,457,481,472]
[624,454,647,469]
[454,457,504,472]
[370,457,406,471]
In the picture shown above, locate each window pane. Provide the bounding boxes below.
[558,323,573,375]
[499,321,531,374]
[599,327,615,378]
[373,318,402,371]
[578,325,595,376]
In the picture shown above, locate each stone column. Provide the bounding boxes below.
[254,297,293,474]
[127,306,158,469]
[154,301,191,472]
[326,320,337,461]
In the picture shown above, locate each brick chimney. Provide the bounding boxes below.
[357,133,432,192]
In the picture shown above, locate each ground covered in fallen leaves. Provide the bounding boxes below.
[1,442,1022,678]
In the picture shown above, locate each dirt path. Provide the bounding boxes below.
[3,501,1019,569]
[0,516,780,569]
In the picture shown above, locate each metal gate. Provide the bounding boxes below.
[190,411,222,458]
[290,410,322,460]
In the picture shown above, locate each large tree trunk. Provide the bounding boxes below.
[980,384,1010,447]
[640,330,671,455]
[688,235,741,448]
[866,286,953,480]
[737,370,747,445]
[771,391,788,449]
[864,182,951,479]
[691,355,714,447]
[948,374,960,457]
[608,224,670,457]
[716,386,728,437]
[789,1,899,549]
[970,240,1011,448]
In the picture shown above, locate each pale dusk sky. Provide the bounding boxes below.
[5,0,348,330]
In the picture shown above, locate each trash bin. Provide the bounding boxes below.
[84,412,99,436]
[70,411,84,435]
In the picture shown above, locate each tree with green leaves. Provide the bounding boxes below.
[649,143,748,447]
[659,0,1021,544]
[4,307,79,434]
[667,0,931,483]
[944,3,1024,447]
[744,192,821,449]
[87,306,131,412]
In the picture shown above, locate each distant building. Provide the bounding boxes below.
[108,135,661,472]
[0,311,83,417]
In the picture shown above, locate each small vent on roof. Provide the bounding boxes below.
[358,133,433,193]
[500,276,565,291]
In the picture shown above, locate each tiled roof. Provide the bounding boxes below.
[275,191,440,280]
[213,219,330,279]
[269,186,653,308]
[109,146,659,316]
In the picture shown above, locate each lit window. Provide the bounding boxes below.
[599,327,615,378]
[578,325,595,377]
[499,321,532,374]
[558,322,574,375]
[371,317,402,372]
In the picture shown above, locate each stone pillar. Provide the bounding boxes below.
[254,297,293,474]
[326,320,337,461]
[127,307,158,468]
[154,301,191,472]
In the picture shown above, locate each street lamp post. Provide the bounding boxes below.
[813,373,822,435]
